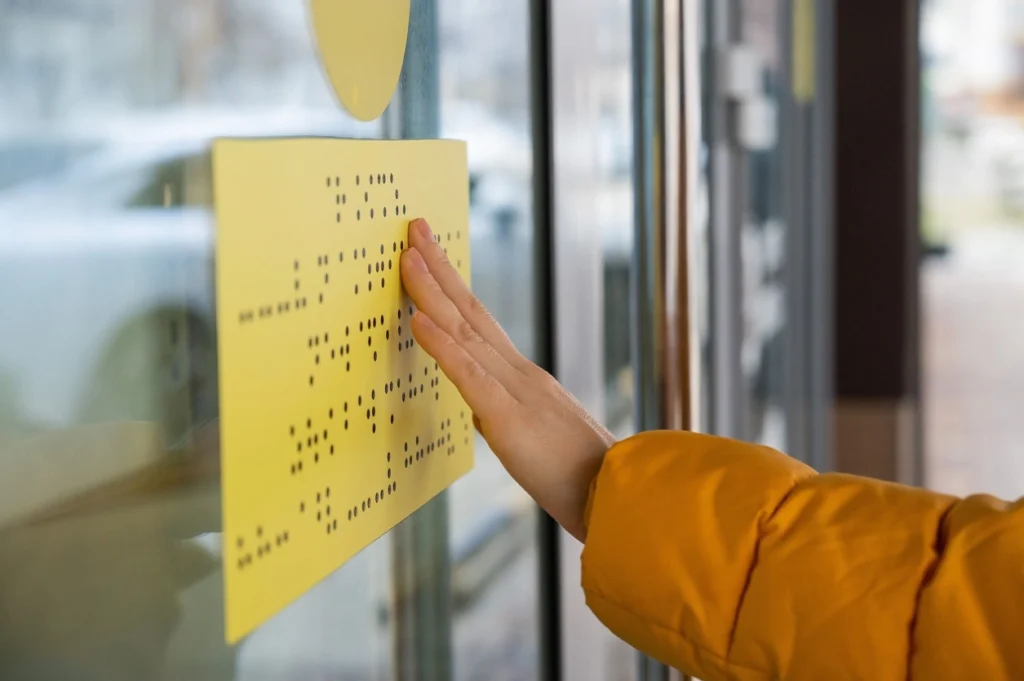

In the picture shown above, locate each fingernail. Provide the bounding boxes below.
[414,310,437,329]
[415,219,433,240]
[403,247,428,271]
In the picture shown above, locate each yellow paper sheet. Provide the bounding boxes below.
[213,138,473,643]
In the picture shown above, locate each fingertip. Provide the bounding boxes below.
[411,310,437,330]
[400,246,428,272]
[409,217,433,242]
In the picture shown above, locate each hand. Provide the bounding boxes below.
[400,218,614,542]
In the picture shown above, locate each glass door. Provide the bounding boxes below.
[0,2,545,679]
[700,0,833,466]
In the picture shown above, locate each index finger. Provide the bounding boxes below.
[407,218,528,371]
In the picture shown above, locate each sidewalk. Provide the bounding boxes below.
[923,226,1024,501]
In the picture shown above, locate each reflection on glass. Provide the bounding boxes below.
[437,2,540,680]
[738,0,788,450]
[0,2,414,679]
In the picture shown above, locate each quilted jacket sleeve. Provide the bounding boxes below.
[581,431,1024,681]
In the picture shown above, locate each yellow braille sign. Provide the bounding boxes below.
[213,138,473,643]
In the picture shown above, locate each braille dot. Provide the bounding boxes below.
[329,408,334,418]
[402,205,407,215]
[370,209,375,219]
[348,510,353,520]
[345,420,349,429]
[362,501,366,511]
[372,423,377,433]
[386,330,391,340]
[401,241,405,249]
[374,351,378,361]
[387,452,392,462]
[391,414,395,424]
[362,248,366,257]
[375,493,380,502]
[310,376,314,386]
[357,210,361,220]
[355,284,359,294]
[384,207,388,217]
[391,174,395,183]
[356,175,360,185]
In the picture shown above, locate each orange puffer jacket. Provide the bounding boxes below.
[582,431,1023,681]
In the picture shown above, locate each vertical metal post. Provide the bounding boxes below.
[632,0,702,679]
[529,1,562,681]
[387,3,454,680]
[807,0,834,473]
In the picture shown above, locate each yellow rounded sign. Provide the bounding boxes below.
[310,0,411,122]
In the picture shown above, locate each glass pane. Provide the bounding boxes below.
[738,0,788,450]
[921,0,1024,500]
[0,4,446,680]
[598,0,639,441]
[437,2,541,680]
[551,0,637,679]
